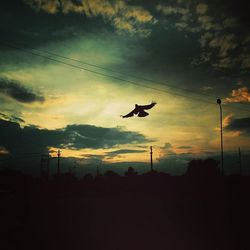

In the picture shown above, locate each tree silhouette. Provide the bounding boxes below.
[186,158,220,178]
[125,167,138,177]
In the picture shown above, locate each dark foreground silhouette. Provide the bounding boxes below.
[0,159,249,250]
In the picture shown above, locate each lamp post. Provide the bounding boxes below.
[217,98,224,176]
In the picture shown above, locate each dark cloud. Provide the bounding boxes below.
[76,154,104,167]
[79,149,148,161]
[107,149,147,154]
[105,149,147,158]
[0,119,151,156]
[0,78,44,103]
[77,154,104,168]
[225,117,250,135]
[161,143,172,149]
[81,154,104,160]
[158,143,174,155]
[176,146,193,149]
[0,112,25,123]
[65,124,152,149]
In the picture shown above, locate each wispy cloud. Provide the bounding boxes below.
[225,87,250,103]
[156,5,189,16]
[222,114,233,128]
[196,3,208,15]
[209,34,237,58]
[24,0,154,36]
[201,85,213,91]
[155,1,250,70]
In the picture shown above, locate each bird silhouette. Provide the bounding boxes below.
[121,102,156,118]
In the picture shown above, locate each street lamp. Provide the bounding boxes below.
[217,98,224,176]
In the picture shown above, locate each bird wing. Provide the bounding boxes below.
[138,110,149,117]
[121,105,139,118]
[138,102,156,110]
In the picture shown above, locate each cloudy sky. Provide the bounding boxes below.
[0,0,250,175]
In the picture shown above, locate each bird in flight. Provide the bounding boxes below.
[121,102,157,118]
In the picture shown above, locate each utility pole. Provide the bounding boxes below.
[57,149,61,175]
[150,146,153,171]
[238,147,242,175]
[217,98,224,176]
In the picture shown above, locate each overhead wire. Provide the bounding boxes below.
[15,41,250,108]
[1,42,250,169]
[0,42,250,114]
[0,42,216,104]
[1,149,249,163]
[18,42,250,113]
[13,42,221,99]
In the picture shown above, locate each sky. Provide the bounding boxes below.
[0,0,250,176]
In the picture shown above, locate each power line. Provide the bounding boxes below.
[22,47,250,113]
[14,42,220,99]
[1,148,249,162]
[1,42,250,113]
[10,41,250,107]
[0,42,215,104]
[17,41,250,109]
[0,154,58,162]
[0,155,42,162]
